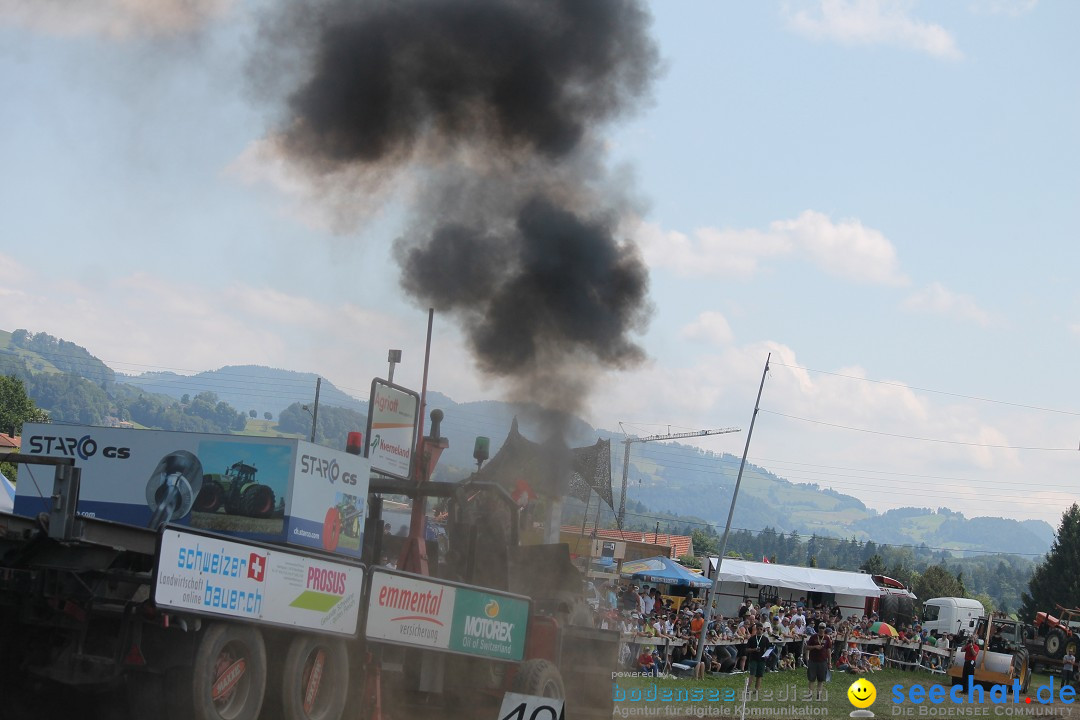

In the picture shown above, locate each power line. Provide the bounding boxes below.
[771,361,1080,417]
[761,409,1079,452]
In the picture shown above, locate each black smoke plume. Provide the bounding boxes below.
[257,0,659,419]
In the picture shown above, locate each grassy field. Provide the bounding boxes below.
[612,666,1072,719]
[241,418,303,438]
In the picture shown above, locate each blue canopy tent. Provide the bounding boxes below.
[620,556,712,589]
[0,470,13,514]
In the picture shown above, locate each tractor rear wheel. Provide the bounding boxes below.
[510,659,565,699]
[879,595,899,626]
[896,596,915,626]
[1046,629,1067,659]
[240,485,276,519]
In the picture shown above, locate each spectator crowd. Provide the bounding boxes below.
[585,582,963,694]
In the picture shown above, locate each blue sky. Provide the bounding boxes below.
[1,1,1077,527]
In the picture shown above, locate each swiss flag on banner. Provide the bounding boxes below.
[762,556,770,564]
[248,553,266,582]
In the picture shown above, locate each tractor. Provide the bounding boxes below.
[949,615,1032,693]
[1029,603,1080,660]
[192,460,277,519]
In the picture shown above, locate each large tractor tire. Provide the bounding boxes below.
[169,623,268,720]
[896,596,915,626]
[280,635,350,720]
[510,659,565,700]
[240,485,276,519]
[1012,648,1030,693]
[1045,628,1067,659]
[194,481,225,513]
[879,595,899,626]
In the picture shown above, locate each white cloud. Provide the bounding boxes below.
[773,210,908,286]
[0,258,485,404]
[785,0,963,60]
[588,342,1074,523]
[632,210,908,286]
[680,311,735,346]
[0,0,233,38]
[902,282,994,326]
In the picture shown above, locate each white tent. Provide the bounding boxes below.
[707,557,881,596]
[0,471,14,513]
[704,557,881,617]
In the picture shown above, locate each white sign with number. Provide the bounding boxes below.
[497,693,565,720]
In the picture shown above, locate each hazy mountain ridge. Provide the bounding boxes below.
[2,329,1054,556]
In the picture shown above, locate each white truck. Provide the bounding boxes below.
[922,596,985,637]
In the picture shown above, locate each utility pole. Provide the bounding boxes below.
[309,377,321,443]
[695,353,770,667]
[616,425,740,529]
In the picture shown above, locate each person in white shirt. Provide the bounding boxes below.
[1063,650,1076,688]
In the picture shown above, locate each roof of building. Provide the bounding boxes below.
[561,526,694,559]
[0,434,19,450]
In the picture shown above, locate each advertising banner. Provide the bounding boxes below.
[365,570,456,650]
[365,380,419,481]
[365,569,529,662]
[15,424,369,558]
[447,586,530,661]
[155,528,365,636]
[287,440,370,557]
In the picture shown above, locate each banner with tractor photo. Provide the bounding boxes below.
[16,424,370,559]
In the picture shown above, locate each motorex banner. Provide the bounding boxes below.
[15,424,369,558]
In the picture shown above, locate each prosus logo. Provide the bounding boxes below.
[307,567,346,595]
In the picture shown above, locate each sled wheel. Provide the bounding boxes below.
[173,623,267,720]
[281,635,349,720]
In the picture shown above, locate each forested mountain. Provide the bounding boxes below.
[1,327,1057,564]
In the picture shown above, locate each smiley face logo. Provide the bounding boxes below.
[847,678,877,709]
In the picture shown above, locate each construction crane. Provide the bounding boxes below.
[615,423,741,529]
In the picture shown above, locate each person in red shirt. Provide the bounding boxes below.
[690,610,705,635]
[638,646,658,676]
[805,622,832,700]
[962,637,981,689]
